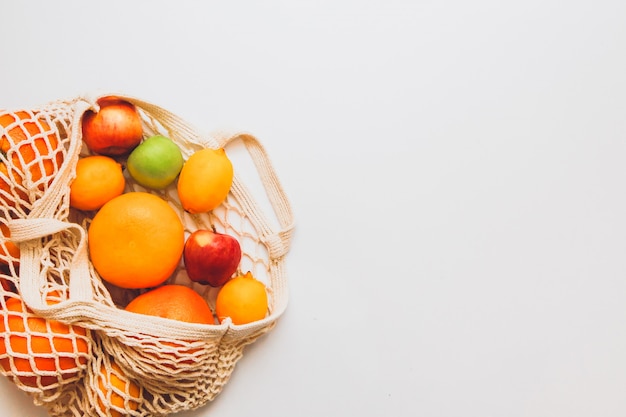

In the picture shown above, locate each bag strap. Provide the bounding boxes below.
[217,132,295,259]
[13,98,95,312]
[124,96,220,152]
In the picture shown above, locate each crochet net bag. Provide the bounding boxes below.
[0,94,295,416]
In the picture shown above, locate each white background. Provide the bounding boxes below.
[1,1,626,416]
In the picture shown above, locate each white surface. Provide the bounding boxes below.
[2,1,626,416]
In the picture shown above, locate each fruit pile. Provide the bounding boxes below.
[0,96,276,416]
[14,95,270,324]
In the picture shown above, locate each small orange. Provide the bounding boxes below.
[88,192,184,289]
[96,360,142,417]
[0,111,63,208]
[0,296,90,388]
[0,223,19,266]
[70,155,125,211]
[215,272,268,325]
[125,285,214,325]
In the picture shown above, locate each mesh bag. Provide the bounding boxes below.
[0,94,295,416]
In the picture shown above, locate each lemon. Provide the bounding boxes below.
[127,135,184,190]
[177,148,233,213]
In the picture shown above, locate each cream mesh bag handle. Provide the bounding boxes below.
[0,94,295,416]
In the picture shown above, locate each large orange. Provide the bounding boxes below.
[125,285,214,325]
[88,192,185,289]
[0,111,63,208]
[125,285,214,368]
[0,296,90,388]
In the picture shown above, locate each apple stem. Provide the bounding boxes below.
[211,224,217,233]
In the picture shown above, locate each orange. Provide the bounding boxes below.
[125,285,213,368]
[0,111,63,208]
[0,163,11,205]
[96,360,142,417]
[88,192,184,289]
[70,155,125,211]
[0,223,19,266]
[125,285,214,324]
[0,296,90,388]
[215,272,268,325]
[177,148,233,213]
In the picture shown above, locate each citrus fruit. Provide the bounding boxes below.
[215,272,268,325]
[125,285,214,325]
[96,360,142,417]
[0,296,90,388]
[69,155,125,211]
[127,135,184,190]
[177,148,233,213]
[0,111,63,208]
[125,285,213,369]
[0,222,19,266]
[88,192,185,289]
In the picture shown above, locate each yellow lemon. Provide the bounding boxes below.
[177,148,233,213]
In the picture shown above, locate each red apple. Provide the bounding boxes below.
[81,96,143,156]
[183,229,242,287]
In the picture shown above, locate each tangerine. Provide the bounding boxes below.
[96,360,142,417]
[88,192,184,289]
[70,155,125,211]
[0,296,90,388]
[0,111,63,208]
[215,272,268,325]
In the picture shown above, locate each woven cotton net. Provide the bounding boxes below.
[0,95,294,416]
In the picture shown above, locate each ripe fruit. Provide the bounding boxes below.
[0,223,19,266]
[183,229,241,287]
[125,285,214,325]
[81,96,143,156]
[127,135,184,190]
[96,360,142,417]
[88,192,185,289]
[215,272,268,325]
[69,155,125,211]
[0,111,63,208]
[0,296,90,388]
[177,148,233,213]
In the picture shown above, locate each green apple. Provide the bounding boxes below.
[127,135,184,190]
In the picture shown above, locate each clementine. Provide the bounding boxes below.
[69,155,125,211]
[215,272,268,325]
